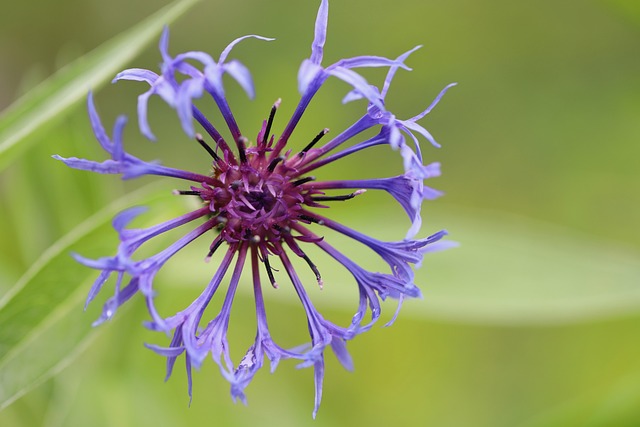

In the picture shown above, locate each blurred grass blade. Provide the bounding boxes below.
[414,207,640,325]
[161,206,640,326]
[0,0,200,172]
[0,185,169,411]
[0,119,127,285]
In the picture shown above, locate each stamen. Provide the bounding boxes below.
[298,128,329,157]
[311,189,366,202]
[272,224,291,233]
[292,176,315,186]
[302,254,323,288]
[299,214,324,225]
[195,133,220,161]
[263,254,278,288]
[172,190,202,196]
[237,136,248,163]
[204,238,224,262]
[267,156,285,173]
[263,98,281,146]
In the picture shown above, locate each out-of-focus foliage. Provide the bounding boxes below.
[0,0,200,171]
[0,0,638,426]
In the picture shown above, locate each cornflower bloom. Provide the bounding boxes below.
[54,0,455,417]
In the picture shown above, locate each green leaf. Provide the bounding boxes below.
[0,184,171,411]
[0,0,200,172]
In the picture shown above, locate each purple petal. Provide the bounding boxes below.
[311,174,432,226]
[113,68,159,84]
[381,45,422,97]
[163,329,185,381]
[400,144,425,177]
[119,207,209,252]
[161,247,236,331]
[176,77,205,137]
[418,162,441,179]
[186,354,193,402]
[52,156,122,175]
[389,120,404,149]
[223,60,255,99]
[92,276,139,326]
[137,90,156,141]
[327,67,385,110]
[219,35,275,65]
[84,270,111,309]
[405,212,422,240]
[111,116,127,160]
[159,26,171,63]
[330,337,353,371]
[403,120,440,148]
[419,239,459,256]
[341,89,364,104]
[410,82,458,121]
[71,252,126,273]
[87,92,111,152]
[112,206,148,233]
[144,343,185,358]
[174,51,216,69]
[318,238,422,300]
[312,359,324,419]
[297,59,325,94]
[315,215,436,281]
[310,0,329,64]
[384,294,405,327]
[332,55,411,71]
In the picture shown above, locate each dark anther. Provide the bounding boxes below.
[173,190,201,196]
[312,190,365,202]
[299,214,324,225]
[195,133,220,161]
[292,176,315,186]
[271,224,291,234]
[272,224,291,233]
[298,128,329,157]
[205,238,224,261]
[237,136,248,163]
[263,255,278,288]
[267,156,285,173]
[263,99,280,146]
[231,180,243,190]
[302,254,322,284]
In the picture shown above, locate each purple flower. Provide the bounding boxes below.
[54,0,454,418]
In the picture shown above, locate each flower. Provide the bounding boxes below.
[54,0,455,418]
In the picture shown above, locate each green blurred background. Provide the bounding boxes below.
[1,0,640,426]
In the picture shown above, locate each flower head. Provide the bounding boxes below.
[55,0,454,417]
